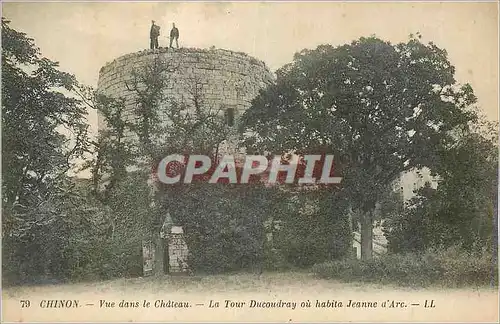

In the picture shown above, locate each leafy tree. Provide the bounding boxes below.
[76,86,136,201]
[384,126,498,253]
[2,18,90,282]
[240,35,479,259]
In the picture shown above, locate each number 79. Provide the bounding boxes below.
[20,300,31,308]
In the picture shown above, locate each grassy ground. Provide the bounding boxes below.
[3,271,499,322]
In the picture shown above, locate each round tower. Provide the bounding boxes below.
[96,48,274,275]
[97,47,274,155]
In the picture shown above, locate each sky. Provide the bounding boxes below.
[2,1,499,134]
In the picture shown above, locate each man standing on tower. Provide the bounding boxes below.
[169,23,179,49]
[150,20,160,50]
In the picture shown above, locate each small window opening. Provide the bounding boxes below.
[225,107,235,127]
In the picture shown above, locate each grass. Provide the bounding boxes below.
[2,271,401,297]
[312,248,498,289]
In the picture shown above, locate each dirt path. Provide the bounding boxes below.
[3,272,498,322]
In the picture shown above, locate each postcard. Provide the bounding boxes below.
[2,1,498,323]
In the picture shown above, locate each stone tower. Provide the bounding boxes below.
[97,47,274,156]
[96,47,274,275]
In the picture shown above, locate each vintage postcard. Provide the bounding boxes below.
[1,1,498,323]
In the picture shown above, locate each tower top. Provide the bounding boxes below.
[99,47,271,77]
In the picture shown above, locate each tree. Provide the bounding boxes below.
[239,35,478,260]
[2,18,90,282]
[76,85,136,202]
[384,125,498,253]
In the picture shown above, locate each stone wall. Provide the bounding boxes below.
[97,47,275,147]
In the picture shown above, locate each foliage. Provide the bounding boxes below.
[53,174,152,282]
[2,18,90,284]
[2,17,89,235]
[156,183,268,274]
[4,18,495,284]
[312,246,498,287]
[240,35,480,259]
[86,94,135,200]
[383,128,498,253]
[273,190,351,268]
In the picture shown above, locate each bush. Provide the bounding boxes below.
[312,247,498,287]
[64,233,144,282]
[262,247,291,271]
[167,184,268,274]
[276,221,349,268]
[274,191,352,268]
[186,227,265,274]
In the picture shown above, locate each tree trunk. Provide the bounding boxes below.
[148,170,165,277]
[163,233,171,274]
[347,208,355,258]
[360,211,373,260]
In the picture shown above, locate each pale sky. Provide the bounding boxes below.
[3,1,499,134]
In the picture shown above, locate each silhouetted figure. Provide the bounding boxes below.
[169,23,179,49]
[150,20,160,50]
